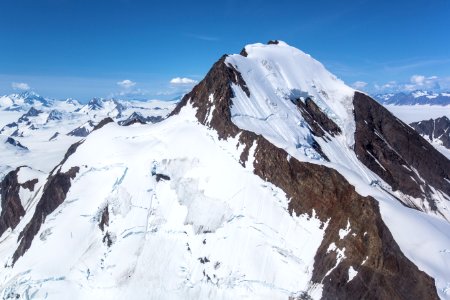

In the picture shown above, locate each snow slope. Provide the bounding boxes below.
[0,105,327,299]
[227,41,355,155]
[224,41,450,298]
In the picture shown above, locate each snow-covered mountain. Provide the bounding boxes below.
[0,91,55,112]
[375,90,450,105]
[0,41,449,299]
[410,116,450,158]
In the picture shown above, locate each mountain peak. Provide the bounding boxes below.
[227,41,356,147]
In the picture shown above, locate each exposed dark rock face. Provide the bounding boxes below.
[169,55,248,139]
[118,112,164,126]
[155,173,170,182]
[61,141,84,165]
[103,231,112,247]
[250,134,437,299]
[46,109,63,122]
[21,178,38,192]
[12,141,83,264]
[353,92,450,210]
[13,166,79,263]
[49,132,60,141]
[239,48,248,57]
[0,168,39,238]
[295,98,341,137]
[171,57,439,299]
[18,107,42,123]
[0,169,25,238]
[11,129,23,137]
[93,117,114,131]
[5,137,28,150]
[67,121,95,137]
[410,116,450,149]
[86,98,104,110]
[0,123,17,135]
[267,40,280,45]
[99,206,109,231]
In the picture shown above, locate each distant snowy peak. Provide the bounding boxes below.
[77,98,127,117]
[375,90,450,105]
[66,120,96,137]
[64,98,80,106]
[118,111,164,126]
[4,137,28,151]
[0,91,53,111]
[410,116,450,150]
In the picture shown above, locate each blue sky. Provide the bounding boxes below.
[1,0,449,101]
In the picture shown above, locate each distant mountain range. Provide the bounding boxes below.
[374,90,450,105]
[0,91,176,172]
[410,116,450,153]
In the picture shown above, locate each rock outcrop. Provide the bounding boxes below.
[353,92,450,211]
[12,142,83,264]
[410,116,450,149]
[171,52,440,299]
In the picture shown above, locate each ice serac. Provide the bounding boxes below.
[353,92,450,215]
[172,41,439,299]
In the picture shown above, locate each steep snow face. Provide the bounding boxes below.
[226,41,355,154]
[0,105,327,299]
[223,42,450,298]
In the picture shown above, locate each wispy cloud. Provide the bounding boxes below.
[382,58,450,73]
[373,75,447,93]
[352,81,368,89]
[11,82,30,91]
[185,33,219,42]
[110,88,151,100]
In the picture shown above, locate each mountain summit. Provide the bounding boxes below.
[1,41,449,299]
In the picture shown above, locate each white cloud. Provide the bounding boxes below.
[351,81,368,89]
[117,79,136,89]
[11,82,30,91]
[374,75,444,93]
[410,75,426,85]
[374,81,397,91]
[382,81,397,89]
[407,75,440,91]
[170,77,198,85]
